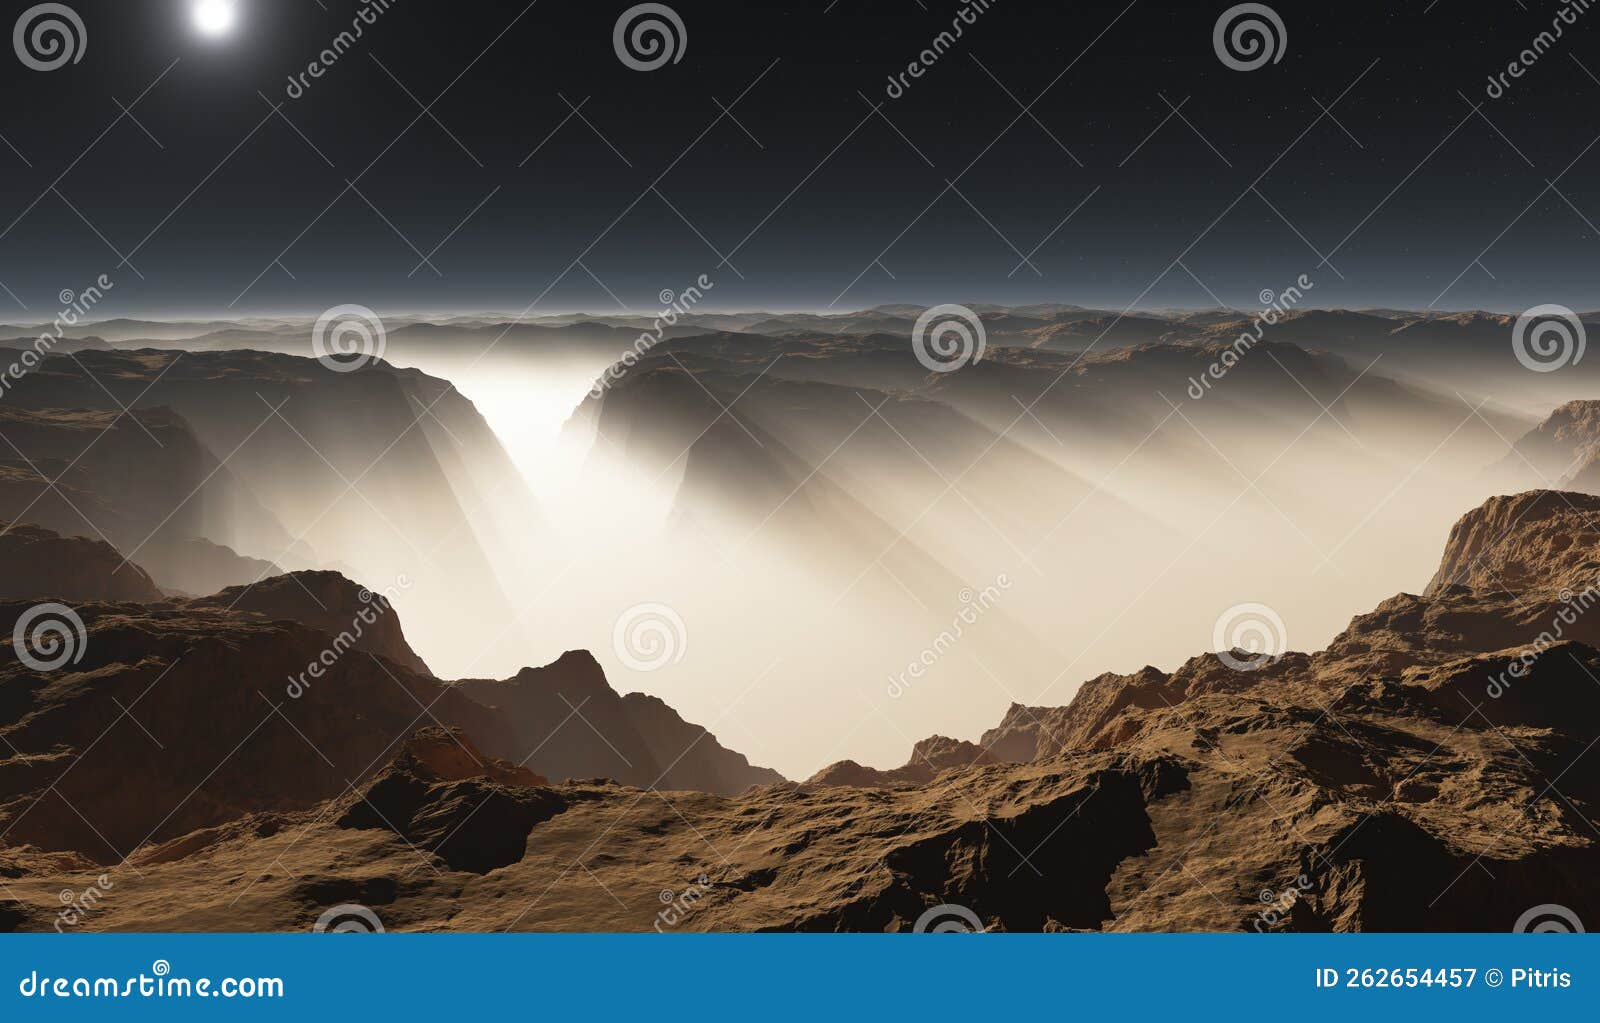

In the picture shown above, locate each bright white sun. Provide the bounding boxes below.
[192,0,237,38]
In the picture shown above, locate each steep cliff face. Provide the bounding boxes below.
[1489,400,1600,488]
[0,405,291,594]
[1426,490,1600,596]
[0,350,542,678]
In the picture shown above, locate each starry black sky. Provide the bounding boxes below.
[0,0,1595,318]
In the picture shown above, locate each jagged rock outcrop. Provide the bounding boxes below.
[456,650,785,795]
[621,692,784,793]
[981,666,1181,760]
[806,735,996,788]
[337,728,565,874]
[1487,400,1600,493]
[1426,490,1600,596]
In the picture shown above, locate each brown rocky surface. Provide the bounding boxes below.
[191,570,432,677]
[1426,490,1600,597]
[456,650,784,795]
[620,691,785,793]
[3,489,1599,932]
[335,728,566,874]
[0,597,512,862]
[806,735,997,788]
[1488,400,1600,490]
[0,520,162,602]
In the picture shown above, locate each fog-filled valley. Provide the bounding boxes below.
[7,304,1594,781]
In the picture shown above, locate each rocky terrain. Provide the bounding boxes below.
[0,349,544,679]
[1,316,1596,932]
[1,488,1596,932]
[191,571,433,678]
[0,520,162,603]
[806,735,997,788]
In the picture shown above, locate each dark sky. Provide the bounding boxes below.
[0,0,1595,318]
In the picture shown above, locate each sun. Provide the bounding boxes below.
[191,0,238,38]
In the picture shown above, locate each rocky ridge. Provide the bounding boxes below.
[4,489,1596,931]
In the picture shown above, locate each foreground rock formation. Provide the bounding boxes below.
[2,490,1596,931]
